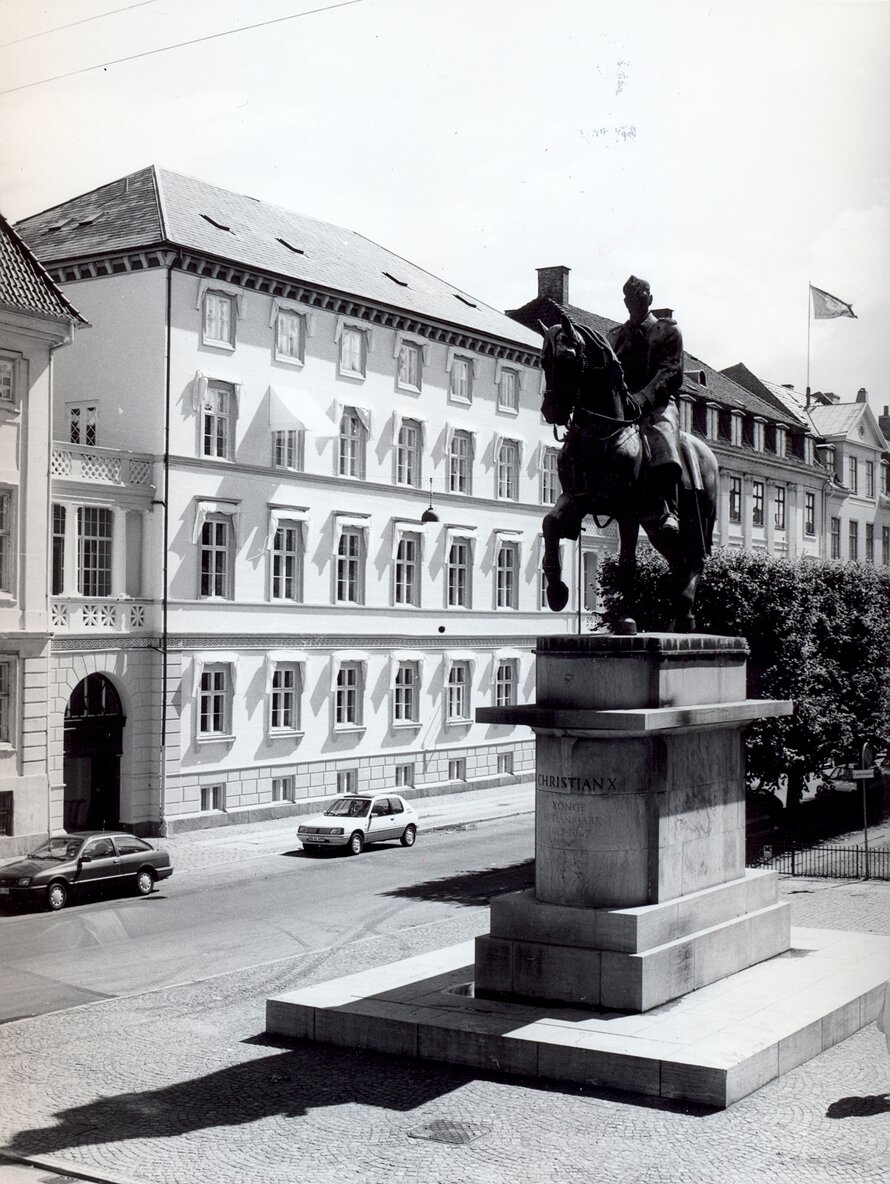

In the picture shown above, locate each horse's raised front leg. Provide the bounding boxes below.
[542,496,581,612]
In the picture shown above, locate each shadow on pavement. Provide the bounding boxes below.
[826,1094,890,1118]
[380,859,535,906]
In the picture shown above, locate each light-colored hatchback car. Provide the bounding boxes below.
[297,793,419,855]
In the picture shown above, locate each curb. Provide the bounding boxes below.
[0,1152,147,1184]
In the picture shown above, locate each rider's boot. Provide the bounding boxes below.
[652,467,680,536]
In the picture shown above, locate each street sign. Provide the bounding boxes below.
[851,768,875,780]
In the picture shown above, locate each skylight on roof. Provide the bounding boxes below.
[453,293,478,308]
[200,214,234,233]
[277,238,305,254]
[383,271,408,287]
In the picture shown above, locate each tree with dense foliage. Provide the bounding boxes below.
[599,549,890,811]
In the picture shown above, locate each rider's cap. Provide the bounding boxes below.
[623,275,651,298]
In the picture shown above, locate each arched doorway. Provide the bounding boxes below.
[63,674,126,831]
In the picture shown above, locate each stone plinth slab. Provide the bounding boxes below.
[266,926,890,1109]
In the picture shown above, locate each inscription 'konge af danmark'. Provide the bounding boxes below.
[537,774,618,792]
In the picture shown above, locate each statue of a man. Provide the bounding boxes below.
[608,276,684,535]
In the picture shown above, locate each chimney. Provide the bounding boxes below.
[537,266,570,304]
[781,384,795,390]
[856,387,868,403]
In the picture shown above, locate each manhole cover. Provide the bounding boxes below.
[408,1119,492,1145]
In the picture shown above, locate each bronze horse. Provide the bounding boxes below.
[540,315,719,632]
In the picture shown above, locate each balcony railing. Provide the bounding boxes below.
[51,443,155,491]
[50,598,156,634]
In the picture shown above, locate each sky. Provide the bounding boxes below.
[1,0,888,417]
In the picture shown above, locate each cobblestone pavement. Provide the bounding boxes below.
[0,878,888,1184]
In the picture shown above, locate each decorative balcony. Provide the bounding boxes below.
[50,598,158,635]
[51,443,155,491]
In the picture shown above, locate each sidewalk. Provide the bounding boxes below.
[159,781,536,874]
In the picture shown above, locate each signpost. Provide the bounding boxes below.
[854,743,875,880]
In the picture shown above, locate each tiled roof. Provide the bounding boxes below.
[720,364,810,425]
[808,403,868,438]
[15,166,540,350]
[508,296,800,427]
[0,213,84,324]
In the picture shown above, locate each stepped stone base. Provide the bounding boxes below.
[265,926,889,1109]
[475,869,791,1011]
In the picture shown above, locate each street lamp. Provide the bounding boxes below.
[421,477,439,525]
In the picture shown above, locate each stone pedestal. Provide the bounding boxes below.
[474,634,793,1012]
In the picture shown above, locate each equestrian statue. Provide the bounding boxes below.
[540,275,719,632]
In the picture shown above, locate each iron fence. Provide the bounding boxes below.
[750,843,890,880]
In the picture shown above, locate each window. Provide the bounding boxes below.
[495,660,517,708]
[394,763,414,788]
[448,758,466,781]
[200,784,225,812]
[394,533,419,606]
[498,368,519,412]
[774,486,786,531]
[202,383,234,460]
[866,461,875,498]
[271,523,302,602]
[397,342,422,391]
[338,409,366,478]
[447,661,470,721]
[495,541,518,609]
[199,516,232,598]
[775,426,787,457]
[335,663,363,727]
[447,538,471,607]
[0,357,15,405]
[752,481,764,527]
[394,662,419,724]
[450,355,472,403]
[0,790,13,836]
[582,550,599,612]
[339,326,366,377]
[272,429,303,471]
[198,666,229,737]
[396,418,422,487]
[830,517,841,559]
[68,402,97,446]
[448,430,472,494]
[336,528,364,603]
[275,310,304,363]
[49,504,65,595]
[865,523,875,564]
[847,457,858,493]
[0,491,10,593]
[883,526,890,566]
[730,413,744,448]
[726,478,741,525]
[0,659,13,744]
[78,506,113,597]
[272,776,295,802]
[541,448,560,505]
[337,769,358,794]
[805,491,816,536]
[848,520,859,560]
[202,291,235,348]
[271,665,300,732]
[497,752,514,775]
[497,440,520,500]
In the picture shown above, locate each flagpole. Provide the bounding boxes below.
[805,282,812,410]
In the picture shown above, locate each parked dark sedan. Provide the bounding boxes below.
[0,832,173,911]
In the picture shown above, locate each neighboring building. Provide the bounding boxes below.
[0,214,84,856]
[509,267,856,562]
[16,167,576,836]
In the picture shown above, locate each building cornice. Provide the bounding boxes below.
[45,246,540,367]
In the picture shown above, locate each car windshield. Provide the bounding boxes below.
[28,837,83,860]
[324,798,371,818]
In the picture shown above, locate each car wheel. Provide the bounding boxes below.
[347,831,364,856]
[400,825,417,848]
[47,881,68,911]
[135,868,156,896]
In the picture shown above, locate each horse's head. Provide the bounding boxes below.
[540,314,628,427]
[540,315,585,427]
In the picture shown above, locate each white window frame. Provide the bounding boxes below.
[202,290,236,349]
[866,460,875,499]
[270,519,303,602]
[448,429,473,495]
[847,456,858,494]
[396,418,422,487]
[393,661,420,725]
[497,752,514,775]
[199,513,234,599]
[0,490,12,595]
[272,428,304,471]
[335,662,364,728]
[448,757,467,781]
[752,481,765,528]
[338,325,367,378]
[337,769,358,794]
[728,477,742,524]
[338,408,367,478]
[446,659,472,722]
[272,775,295,802]
[201,382,235,460]
[0,657,15,745]
[446,536,473,608]
[497,366,519,413]
[541,447,560,505]
[394,763,414,788]
[394,531,420,607]
[0,353,19,409]
[774,486,786,531]
[448,352,474,405]
[336,526,365,604]
[495,660,517,708]
[68,400,98,446]
[495,540,519,609]
[77,505,113,597]
[397,341,422,392]
[270,663,301,733]
[200,784,226,812]
[198,665,232,740]
[804,491,816,536]
[497,439,521,501]
[274,308,305,364]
